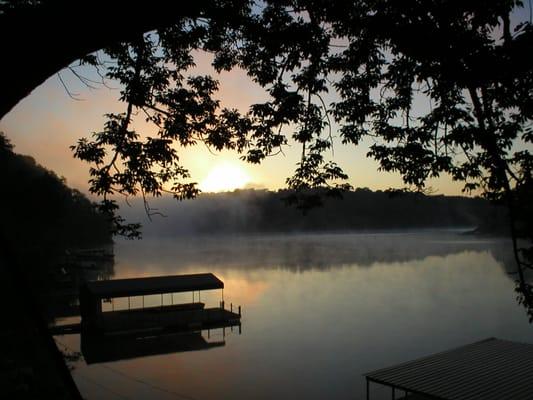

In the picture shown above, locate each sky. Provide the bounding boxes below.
[1,5,531,198]
[0,55,464,197]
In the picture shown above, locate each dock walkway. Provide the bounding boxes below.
[101,306,241,333]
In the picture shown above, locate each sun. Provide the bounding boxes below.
[199,163,251,192]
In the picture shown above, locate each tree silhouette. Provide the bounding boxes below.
[2,1,532,314]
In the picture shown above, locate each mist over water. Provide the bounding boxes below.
[61,231,531,400]
[113,231,514,274]
[118,189,503,237]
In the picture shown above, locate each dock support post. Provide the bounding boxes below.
[161,293,163,308]
[238,306,241,316]
[171,293,173,305]
[366,378,369,400]
[142,296,144,309]
[392,387,395,400]
[221,300,225,310]
[239,323,241,335]
[223,326,225,338]
[231,303,233,312]
[128,297,130,310]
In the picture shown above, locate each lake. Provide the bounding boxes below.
[55,231,532,399]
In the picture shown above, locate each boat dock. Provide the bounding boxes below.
[79,273,241,334]
[364,338,533,400]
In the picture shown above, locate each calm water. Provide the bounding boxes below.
[57,232,532,399]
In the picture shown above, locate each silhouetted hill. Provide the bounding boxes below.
[121,188,509,236]
[0,133,112,250]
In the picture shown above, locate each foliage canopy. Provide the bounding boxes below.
[52,1,530,230]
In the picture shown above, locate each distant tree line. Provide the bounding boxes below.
[134,188,507,236]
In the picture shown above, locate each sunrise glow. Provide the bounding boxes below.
[199,163,251,192]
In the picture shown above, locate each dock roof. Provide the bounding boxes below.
[85,273,224,298]
[364,338,533,400]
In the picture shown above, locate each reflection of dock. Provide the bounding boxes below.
[80,273,241,333]
[81,330,227,364]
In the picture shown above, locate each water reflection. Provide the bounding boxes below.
[113,232,513,273]
[54,232,532,400]
[81,329,228,364]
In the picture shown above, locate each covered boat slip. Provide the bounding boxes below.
[80,273,240,333]
[364,338,533,400]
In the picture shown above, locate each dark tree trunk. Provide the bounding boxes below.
[0,0,221,119]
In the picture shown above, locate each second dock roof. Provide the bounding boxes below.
[364,337,533,400]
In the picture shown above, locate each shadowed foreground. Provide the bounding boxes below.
[0,258,80,399]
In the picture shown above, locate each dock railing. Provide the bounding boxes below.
[219,300,242,317]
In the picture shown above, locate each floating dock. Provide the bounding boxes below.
[98,305,240,333]
[79,273,241,334]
